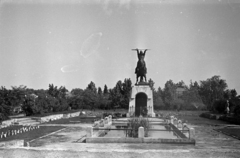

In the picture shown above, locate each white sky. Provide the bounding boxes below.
[0,0,240,92]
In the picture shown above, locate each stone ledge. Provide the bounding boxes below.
[86,137,143,143]
[143,138,195,144]
[86,137,195,144]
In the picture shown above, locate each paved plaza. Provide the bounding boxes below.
[1,113,240,158]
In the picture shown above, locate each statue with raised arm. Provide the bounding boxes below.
[132,48,149,84]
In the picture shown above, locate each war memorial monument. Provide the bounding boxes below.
[127,49,155,117]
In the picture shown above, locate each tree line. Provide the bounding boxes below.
[0,75,239,121]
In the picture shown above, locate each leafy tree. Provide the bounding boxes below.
[230,89,238,98]
[148,78,155,91]
[82,89,98,110]
[224,89,237,100]
[199,75,228,110]
[162,80,177,109]
[68,95,84,110]
[98,87,103,96]
[86,81,97,94]
[71,88,84,96]
[212,99,227,113]
[97,93,111,110]
[47,96,60,112]
[103,84,109,95]
[10,85,27,110]
[0,87,11,121]
[171,98,184,110]
[176,80,186,87]
[47,84,69,112]
[153,87,165,110]
[58,86,68,99]
[182,86,204,110]
[121,78,132,109]
[109,81,124,109]
[48,84,59,98]
[22,94,35,116]
[109,79,132,109]
[0,103,11,121]
[97,85,110,109]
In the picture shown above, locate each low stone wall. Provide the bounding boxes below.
[86,137,195,144]
[69,111,80,117]
[1,111,81,128]
[33,111,81,123]
[0,120,15,128]
[38,114,63,123]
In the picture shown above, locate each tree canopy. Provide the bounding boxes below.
[0,75,239,121]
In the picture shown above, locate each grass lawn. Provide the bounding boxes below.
[0,126,65,142]
[215,128,240,140]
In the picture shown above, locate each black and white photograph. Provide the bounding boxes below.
[0,0,240,157]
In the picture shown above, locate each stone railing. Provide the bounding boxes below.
[0,125,40,140]
[88,115,112,137]
[167,116,195,139]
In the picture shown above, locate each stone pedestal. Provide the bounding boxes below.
[127,84,155,117]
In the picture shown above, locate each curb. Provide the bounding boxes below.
[27,127,67,145]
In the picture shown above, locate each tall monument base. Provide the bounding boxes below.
[127,83,155,117]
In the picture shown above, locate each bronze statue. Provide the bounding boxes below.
[132,49,149,84]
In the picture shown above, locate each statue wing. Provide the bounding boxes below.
[132,49,140,59]
[143,49,149,55]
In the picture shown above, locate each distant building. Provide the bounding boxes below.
[12,105,23,114]
[176,86,186,98]
[29,93,38,99]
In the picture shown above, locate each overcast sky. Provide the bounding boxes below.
[0,0,240,93]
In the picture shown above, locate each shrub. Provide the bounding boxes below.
[0,103,11,121]
[22,98,35,116]
[212,99,227,113]
[141,106,148,117]
[125,117,151,138]
[233,104,240,116]
[229,98,240,116]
